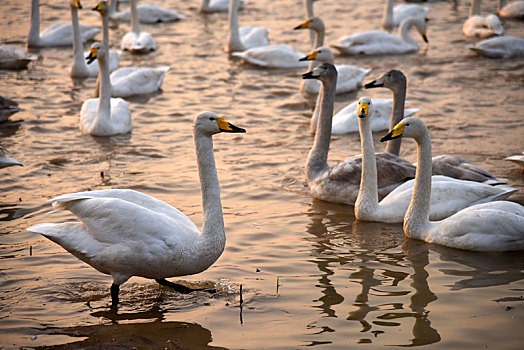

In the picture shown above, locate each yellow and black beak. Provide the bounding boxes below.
[380,123,405,142]
[299,50,319,62]
[358,101,369,119]
[85,47,98,64]
[92,1,104,12]
[75,0,83,9]
[294,19,311,30]
[422,30,429,43]
[216,118,246,133]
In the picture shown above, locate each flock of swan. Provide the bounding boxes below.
[0,0,522,307]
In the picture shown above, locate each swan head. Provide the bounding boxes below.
[85,42,107,64]
[380,117,428,142]
[365,69,406,92]
[358,97,372,119]
[194,112,246,136]
[302,63,337,83]
[70,0,83,9]
[92,1,109,15]
[293,16,324,32]
[299,46,335,64]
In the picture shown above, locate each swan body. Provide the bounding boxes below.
[121,0,156,53]
[333,17,428,56]
[0,145,23,168]
[201,0,244,13]
[498,0,524,18]
[380,117,524,251]
[463,0,504,38]
[382,0,429,31]
[468,36,524,58]
[28,0,100,48]
[109,1,186,23]
[0,45,37,70]
[109,66,169,97]
[303,63,416,205]
[504,152,524,169]
[355,97,517,224]
[27,112,246,306]
[81,43,131,136]
[0,96,22,122]
[226,0,269,53]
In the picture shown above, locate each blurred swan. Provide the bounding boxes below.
[498,0,524,18]
[355,97,517,224]
[0,145,23,168]
[505,152,524,169]
[80,43,131,136]
[201,0,244,13]
[0,96,21,122]
[226,0,269,53]
[380,117,524,252]
[0,45,37,70]
[463,0,504,38]
[28,0,99,48]
[333,16,428,55]
[27,112,246,307]
[108,0,186,23]
[468,36,524,58]
[121,0,156,53]
[108,64,169,97]
[303,63,416,205]
[382,0,429,32]
[304,0,319,46]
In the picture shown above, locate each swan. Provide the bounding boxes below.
[107,64,169,97]
[0,96,21,122]
[498,0,524,18]
[355,97,517,224]
[28,0,100,48]
[303,63,417,205]
[463,0,504,38]
[333,16,428,56]
[380,117,524,251]
[80,43,131,136]
[505,152,524,169]
[382,0,429,32]
[71,0,120,78]
[121,0,156,53]
[468,35,524,58]
[226,0,269,53]
[304,0,319,46]
[0,145,23,168]
[108,0,186,23]
[365,69,506,184]
[0,45,37,70]
[27,111,246,307]
[201,0,244,13]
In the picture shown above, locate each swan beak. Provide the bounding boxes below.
[380,123,405,142]
[294,19,312,30]
[75,0,83,9]
[299,50,319,62]
[358,102,369,119]
[85,48,98,64]
[364,78,383,89]
[92,2,103,12]
[302,69,319,80]
[216,118,246,133]
[422,30,429,43]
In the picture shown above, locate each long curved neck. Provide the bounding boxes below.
[29,0,41,46]
[355,114,379,214]
[101,9,109,48]
[71,4,86,71]
[307,77,336,181]
[93,51,112,133]
[312,23,324,49]
[130,0,140,34]
[470,0,481,17]
[386,80,406,156]
[201,0,211,12]
[305,0,315,45]
[227,0,244,52]
[309,88,322,134]
[404,129,432,239]
[398,18,418,47]
[108,0,117,16]
[382,0,394,31]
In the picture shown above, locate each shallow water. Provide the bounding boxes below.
[1,0,523,349]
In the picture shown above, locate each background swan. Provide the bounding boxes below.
[27,112,246,306]
[226,0,269,53]
[80,43,131,136]
[468,36,524,58]
[201,0,244,13]
[108,65,169,97]
[0,45,37,70]
[0,96,21,122]
[380,117,524,251]
[304,0,319,46]
[0,145,23,168]
[382,0,429,32]
[463,0,504,38]
[355,97,517,224]
[498,0,524,18]
[303,63,417,205]
[334,16,428,55]
[28,0,99,48]
[108,0,186,23]
[505,152,524,170]
[121,0,156,53]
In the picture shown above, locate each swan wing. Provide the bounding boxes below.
[333,64,370,94]
[110,66,169,97]
[431,154,506,184]
[469,36,524,58]
[0,45,37,70]
[121,32,156,52]
[233,44,308,68]
[239,26,270,50]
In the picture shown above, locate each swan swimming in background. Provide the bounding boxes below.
[121,0,156,53]
[333,16,428,56]
[505,152,524,170]
[382,0,429,32]
[27,112,246,307]
[463,0,504,38]
[0,45,37,70]
[468,36,524,58]
[201,0,244,13]
[28,0,99,48]
[0,96,21,122]
[226,0,269,53]
[0,145,23,169]
[380,117,524,251]
[355,97,517,224]
[497,0,524,18]
[108,0,186,23]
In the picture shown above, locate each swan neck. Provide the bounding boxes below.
[130,0,140,34]
[385,81,406,156]
[71,4,85,70]
[309,88,322,134]
[95,50,111,131]
[382,0,394,30]
[398,18,418,47]
[29,0,40,46]
[355,114,379,214]
[102,10,110,48]
[227,0,244,52]
[109,0,117,16]
[305,0,316,45]
[312,24,324,49]
[470,0,481,17]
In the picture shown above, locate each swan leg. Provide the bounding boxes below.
[155,278,216,294]
[110,283,120,307]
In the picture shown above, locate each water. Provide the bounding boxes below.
[1,0,523,348]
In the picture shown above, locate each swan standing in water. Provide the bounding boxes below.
[28,0,99,48]
[333,16,428,56]
[355,97,516,224]
[225,0,269,53]
[121,0,156,53]
[0,145,23,169]
[463,0,504,38]
[80,43,131,136]
[0,45,37,70]
[382,0,429,32]
[380,117,524,251]
[468,36,524,58]
[108,0,186,23]
[27,112,246,307]
[497,0,524,18]
[303,63,416,205]
[201,0,244,13]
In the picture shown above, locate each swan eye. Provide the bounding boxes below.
[405,123,410,126]
[209,117,214,121]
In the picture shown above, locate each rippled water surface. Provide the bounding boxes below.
[1,0,524,349]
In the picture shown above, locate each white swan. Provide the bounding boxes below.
[80,43,131,136]
[226,0,269,53]
[380,117,524,251]
[27,112,245,307]
[463,0,504,38]
[0,96,21,122]
[355,97,517,224]
[107,65,169,97]
[498,0,524,18]
[108,0,186,23]
[382,0,429,32]
[28,0,100,48]
[468,36,524,58]
[201,0,244,13]
[121,0,156,53]
[0,145,23,168]
[71,0,120,78]
[0,45,37,70]
[333,16,428,56]
[505,152,524,169]
[303,63,417,205]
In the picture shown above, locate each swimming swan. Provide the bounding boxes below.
[333,16,428,56]
[303,63,416,205]
[27,112,246,306]
[80,43,131,136]
[0,145,23,169]
[0,96,21,122]
[226,0,269,53]
[468,36,524,58]
[382,0,429,32]
[121,0,156,53]
[0,45,37,71]
[28,0,100,48]
[498,0,524,18]
[380,117,524,251]
[505,152,524,169]
[201,0,245,13]
[355,97,517,224]
[463,0,504,38]
[108,0,186,23]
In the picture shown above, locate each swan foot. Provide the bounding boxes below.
[110,283,120,308]
[155,278,216,294]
